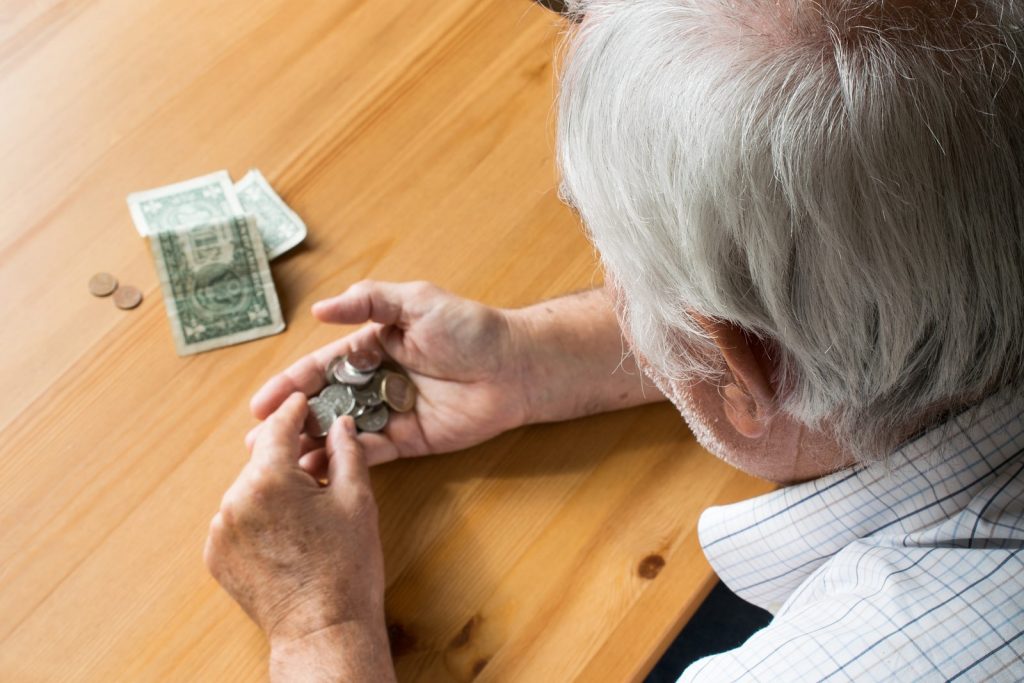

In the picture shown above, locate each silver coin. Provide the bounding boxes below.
[333,362,375,386]
[352,376,383,407]
[346,348,383,373]
[306,396,336,438]
[325,357,345,385]
[355,405,389,433]
[319,384,356,416]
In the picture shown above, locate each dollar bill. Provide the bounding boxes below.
[148,214,285,356]
[234,169,307,259]
[128,169,307,260]
[128,170,242,237]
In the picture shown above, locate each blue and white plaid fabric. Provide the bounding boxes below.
[683,390,1024,681]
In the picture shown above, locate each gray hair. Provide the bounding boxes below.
[556,0,1024,461]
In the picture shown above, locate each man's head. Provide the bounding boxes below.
[556,0,1024,480]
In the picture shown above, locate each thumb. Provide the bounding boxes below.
[326,416,371,487]
[253,392,308,466]
[312,280,414,328]
[376,324,408,365]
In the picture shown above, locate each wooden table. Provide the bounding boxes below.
[0,1,772,680]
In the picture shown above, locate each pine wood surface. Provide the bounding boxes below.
[0,0,773,680]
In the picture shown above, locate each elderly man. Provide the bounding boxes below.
[204,0,1024,680]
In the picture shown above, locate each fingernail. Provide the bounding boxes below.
[342,416,356,436]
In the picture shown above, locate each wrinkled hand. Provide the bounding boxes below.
[205,393,386,648]
[249,280,532,468]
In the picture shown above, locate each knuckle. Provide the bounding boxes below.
[249,463,277,487]
[220,508,236,530]
[410,280,436,297]
[219,490,247,521]
[203,541,218,574]
[203,524,223,573]
[352,279,376,295]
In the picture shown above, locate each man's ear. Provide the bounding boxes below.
[694,316,779,439]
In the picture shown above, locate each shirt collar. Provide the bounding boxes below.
[698,390,1024,612]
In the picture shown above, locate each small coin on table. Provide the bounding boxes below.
[88,272,119,297]
[112,285,143,310]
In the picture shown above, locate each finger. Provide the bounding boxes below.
[355,431,402,467]
[374,324,409,365]
[245,425,320,454]
[312,280,435,328]
[252,393,308,467]
[245,424,259,452]
[249,325,383,420]
[326,417,371,486]
[298,433,323,455]
[298,448,328,481]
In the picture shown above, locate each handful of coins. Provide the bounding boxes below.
[306,349,417,437]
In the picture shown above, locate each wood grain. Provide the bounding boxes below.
[0,1,773,680]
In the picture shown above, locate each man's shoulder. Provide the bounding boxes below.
[700,390,1024,613]
[682,542,1024,681]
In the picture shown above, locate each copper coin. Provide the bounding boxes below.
[346,348,383,373]
[381,372,416,412]
[113,285,143,310]
[88,272,119,297]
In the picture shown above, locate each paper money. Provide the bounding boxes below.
[128,169,307,259]
[148,214,285,356]
[234,169,307,259]
[128,170,242,237]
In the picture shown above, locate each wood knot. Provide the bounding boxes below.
[449,615,480,649]
[387,621,417,658]
[637,554,666,579]
[471,657,490,679]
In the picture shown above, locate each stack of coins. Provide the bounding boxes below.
[305,349,417,437]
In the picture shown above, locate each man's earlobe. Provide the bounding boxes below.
[692,315,780,440]
[722,381,769,438]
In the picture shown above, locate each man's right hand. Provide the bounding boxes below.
[249,280,534,466]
